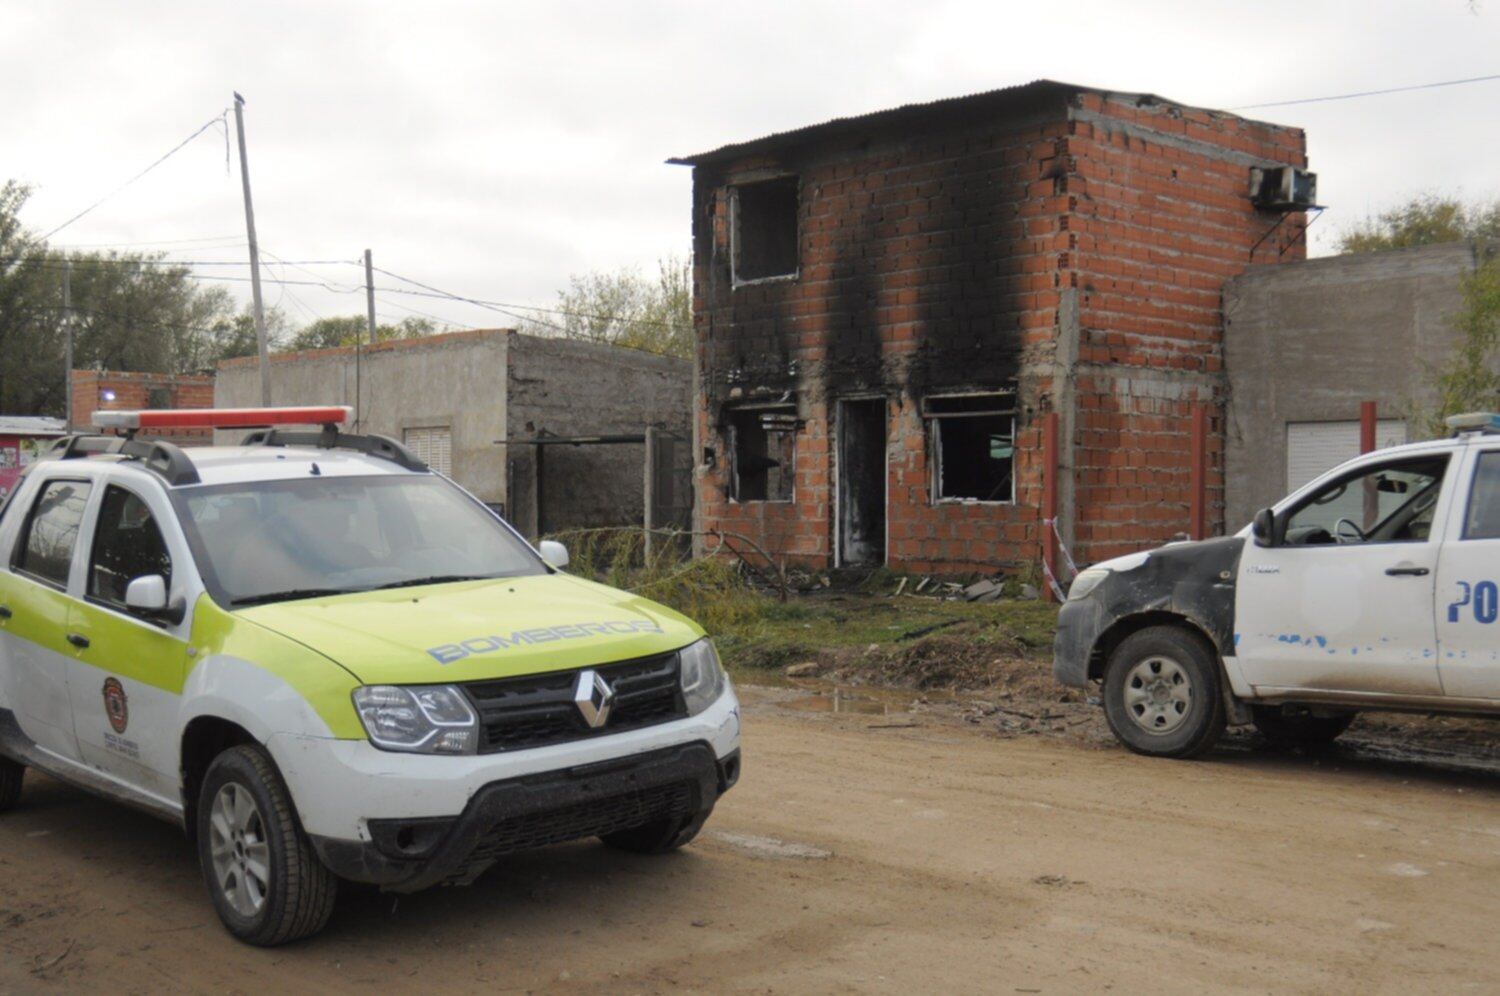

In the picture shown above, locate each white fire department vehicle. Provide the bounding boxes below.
[0,407,740,944]
[1056,413,1500,758]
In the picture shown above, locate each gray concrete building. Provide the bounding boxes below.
[215,329,692,537]
[1223,240,1494,529]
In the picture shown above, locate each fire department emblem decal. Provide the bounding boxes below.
[102,678,129,734]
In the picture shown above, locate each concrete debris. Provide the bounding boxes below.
[1019,583,1040,601]
[784,662,821,678]
[962,579,999,601]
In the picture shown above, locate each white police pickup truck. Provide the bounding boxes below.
[1055,413,1500,758]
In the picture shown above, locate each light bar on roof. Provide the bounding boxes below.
[92,406,353,431]
[1446,412,1500,436]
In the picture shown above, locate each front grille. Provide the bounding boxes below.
[464,652,687,753]
[462,782,693,871]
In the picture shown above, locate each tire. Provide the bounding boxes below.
[1103,625,1226,759]
[0,759,23,813]
[601,806,712,854]
[1252,706,1355,748]
[196,745,337,946]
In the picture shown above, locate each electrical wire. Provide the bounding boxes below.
[39,110,231,240]
[1232,72,1500,110]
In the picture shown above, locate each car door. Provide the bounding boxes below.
[0,474,94,762]
[1235,452,1453,697]
[66,481,194,802]
[1435,446,1500,699]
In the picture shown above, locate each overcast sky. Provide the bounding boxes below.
[5,0,1499,331]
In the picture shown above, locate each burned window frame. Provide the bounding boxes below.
[730,174,800,287]
[924,392,1017,506]
[726,404,798,504]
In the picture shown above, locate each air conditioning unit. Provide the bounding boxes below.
[1249,166,1317,211]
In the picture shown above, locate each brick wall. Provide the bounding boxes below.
[1061,93,1307,560]
[685,83,1307,573]
[70,369,215,446]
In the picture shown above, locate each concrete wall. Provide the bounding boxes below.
[1223,241,1487,529]
[505,334,692,537]
[216,330,510,504]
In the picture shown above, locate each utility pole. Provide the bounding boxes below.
[232,91,272,405]
[362,249,376,430]
[62,261,73,432]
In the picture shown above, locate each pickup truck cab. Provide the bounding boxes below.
[1055,412,1499,759]
[0,407,740,945]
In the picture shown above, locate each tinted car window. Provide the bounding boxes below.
[89,485,173,607]
[1465,451,1500,540]
[14,479,92,586]
[1283,456,1447,546]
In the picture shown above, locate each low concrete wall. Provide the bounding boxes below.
[505,335,692,536]
[216,330,510,504]
[1223,241,1487,528]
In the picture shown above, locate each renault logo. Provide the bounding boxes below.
[573,669,616,729]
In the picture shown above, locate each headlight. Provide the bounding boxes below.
[1067,568,1111,602]
[353,684,479,755]
[679,639,727,716]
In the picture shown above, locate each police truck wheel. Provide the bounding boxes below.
[601,807,712,854]
[1103,625,1226,759]
[196,745,337,946]
[0,759,23,812]
[1252,706,1355,748]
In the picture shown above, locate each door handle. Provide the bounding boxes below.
[1385,566,1430,577]
[0,605,10,619]
[66,632,90,649]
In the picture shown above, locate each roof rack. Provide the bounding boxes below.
[1446,412,1500,437]
[47,435,201,486]
[240,426,429,472]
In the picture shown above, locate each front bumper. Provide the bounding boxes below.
[267,685,740,885]
[1053,597,1105,688]
[310,740,739,892]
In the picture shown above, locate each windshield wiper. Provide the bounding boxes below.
[231,588,356,608]
[370,574,493,591]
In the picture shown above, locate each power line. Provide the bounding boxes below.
[371,265,690,331]
[39,110,231,240]
[51,234,244,249]
[1232,72,1500,110]
[9,256,355,268]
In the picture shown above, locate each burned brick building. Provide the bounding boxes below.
[672,80,1310,574]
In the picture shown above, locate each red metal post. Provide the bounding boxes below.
[1359,400,1377,454]
[1189,402,1209,541]
[1041,411,1059,602]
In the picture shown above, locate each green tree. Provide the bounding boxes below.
[1420,253,1500,436]
[1337,194,1500,253]
[284,314,441,352]
[0,180,58,413]
[519,256,692,359]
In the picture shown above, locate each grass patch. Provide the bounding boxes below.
[548,526,1059,688]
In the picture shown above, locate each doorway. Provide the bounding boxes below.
[838,398,887,566]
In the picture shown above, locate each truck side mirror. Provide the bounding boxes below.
[124,574,186,625]
[538,539,570,569]
[1251,508,1278,547]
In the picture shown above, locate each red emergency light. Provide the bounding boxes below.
[93,406,352,432]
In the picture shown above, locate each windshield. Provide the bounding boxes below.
[174,474,546,607]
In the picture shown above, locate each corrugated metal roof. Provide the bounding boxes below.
[0,416,66,436]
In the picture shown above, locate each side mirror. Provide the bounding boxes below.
[1251,508,1278,548]
[538,539,570,569]
[124,574,185,625]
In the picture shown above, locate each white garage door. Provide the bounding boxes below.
[403,426,452,475]
[1286,419,1406,492]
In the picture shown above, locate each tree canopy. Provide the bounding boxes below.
[1337,194,1500,254]
[518,256,691,359]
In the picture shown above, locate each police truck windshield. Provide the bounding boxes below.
[174,475,547,607]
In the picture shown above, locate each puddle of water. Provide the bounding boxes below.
[783,686,900,716]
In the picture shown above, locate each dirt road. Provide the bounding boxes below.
[2,684,1498,994]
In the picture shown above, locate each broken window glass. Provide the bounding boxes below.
[733,176,798,282]
[728,406,796,502]
[927,394,1015,503]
